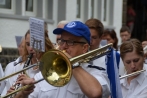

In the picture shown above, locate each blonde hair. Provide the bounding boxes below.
[120,39,144,60]
[22,30,54,62]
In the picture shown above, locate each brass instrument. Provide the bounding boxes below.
[1,43,112,98]
[119,69,146,79]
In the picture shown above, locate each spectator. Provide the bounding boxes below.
[104,29,118,50]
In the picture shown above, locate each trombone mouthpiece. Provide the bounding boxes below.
[62,50,66,53]
[55,45,59,49]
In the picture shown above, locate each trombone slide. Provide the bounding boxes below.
[0,63,37,82]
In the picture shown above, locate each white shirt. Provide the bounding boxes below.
[120,72,147,98]
[1,57,21,96]
[29,63,110,98]
[29,72,57,98]
[0,63,5,94]
[2,57,39,96]
[90,44,106,69]
[92,51,125,76]
[119,58,125,76]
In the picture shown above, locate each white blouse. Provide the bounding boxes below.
[2,57,39,96]
[120,72,147,98]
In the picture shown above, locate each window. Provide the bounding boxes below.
[103,0,107,21]
[77,0,112,25]
[101,0,110,25]
[0,0,11,9]
[0,0,15,14]
[25,0,37,16]
[90,0,94,18]
[41,0,53,20]
[76,0,81,18]
[46,0,53,19]
[76,0,85,21]
[26,0,33,12]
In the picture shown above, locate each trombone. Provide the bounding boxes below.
[1,43,112,98]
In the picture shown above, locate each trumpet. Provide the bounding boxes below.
[1,43,112,98]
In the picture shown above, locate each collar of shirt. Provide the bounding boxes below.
[99,44,102,48]
[120,72,145,87]
[13,56,22,66]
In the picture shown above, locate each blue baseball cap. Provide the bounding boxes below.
[53,21,90,45]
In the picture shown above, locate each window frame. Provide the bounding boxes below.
[76,0,84,21]
[0,0,16,14]
[25,0,37,17]
[78,0,112,25]
[100,0,110,25]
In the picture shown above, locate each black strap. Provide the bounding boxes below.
[88,65,105,71]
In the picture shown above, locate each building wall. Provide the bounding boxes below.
[0,0,123,48]
[0,18,29,48]
[112,0,123,45]
[0,18,56,48]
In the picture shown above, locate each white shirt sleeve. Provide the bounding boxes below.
[82,63,110,98]
[29,72,57,98]
[89,69,110,98]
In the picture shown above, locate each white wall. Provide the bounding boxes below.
[0,18,56,48]
[112,0,123,45]
[66,0,77,21]
[0,18,29,48]
[0,0,123,48]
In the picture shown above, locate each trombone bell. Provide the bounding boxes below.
[40,49,72,87]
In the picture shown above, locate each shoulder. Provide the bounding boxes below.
[82,63,109,85]
[92,56,106,69]
[5,61,15,72]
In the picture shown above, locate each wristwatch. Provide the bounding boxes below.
[72,62,80,69]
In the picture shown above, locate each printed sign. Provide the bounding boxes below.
[29,17,45,52]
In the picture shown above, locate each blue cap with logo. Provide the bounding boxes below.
[53,21,90,45]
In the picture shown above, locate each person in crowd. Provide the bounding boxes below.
[3,29,54,96]
[143,44,147,65]
[127,3,136,33]
[85,19,125,76]
[104,29,118,50]
[84,18,107,70]
[14,21,110,98]
[142,40,147,48]
[120,26,131,43]
[117,26,132,75]
[85,18,104,50]
[1,37,26,96]
[56,20,68,50]
[19,37,25,56]
[120,39,147,98]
